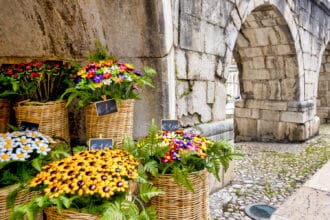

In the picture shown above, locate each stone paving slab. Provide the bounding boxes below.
[305,160,330,192]
[271,160,330,220]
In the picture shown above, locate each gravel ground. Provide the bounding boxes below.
[209,124,330,220]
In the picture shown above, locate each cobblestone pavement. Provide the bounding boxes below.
[209,124,330,220]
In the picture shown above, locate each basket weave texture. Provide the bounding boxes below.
[14,100,70,142]
[0,184,42,220]
[150,169,210,220]
[85,99,134,145]
[45,207,100,220]
[0,99,10,133]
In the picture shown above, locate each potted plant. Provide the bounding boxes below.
[0,61,77,142]
[11,148,163,220]
[122,121,242,219]
[0,130,70,220]
[61,44,156,144]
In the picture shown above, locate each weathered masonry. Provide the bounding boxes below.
[0,0,329,143]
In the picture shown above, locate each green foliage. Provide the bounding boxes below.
[122,120,243,192]
[11,181,163,220]
[88,41,117,62]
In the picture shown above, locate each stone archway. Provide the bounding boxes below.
[234,4,315,142]
[317,43,330,123]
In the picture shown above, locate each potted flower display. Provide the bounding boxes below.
[0,130,70,220]
[61,44,156,144]
[0,61,77,142]
[122,121,242,220]
[0,74,16,133]
[11,148,163,220]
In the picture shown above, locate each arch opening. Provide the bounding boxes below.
[233,4,303,142]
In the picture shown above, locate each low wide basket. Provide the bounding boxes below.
[85,99,134,145]
[150,169,210,220]
[45,207,100,220]
[0,185,41,220]
[14,100,70,142]
[0,99,10,133]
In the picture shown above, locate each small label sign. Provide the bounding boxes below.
[161,119,179,131]
[95,99,118,117]
[89,138,113,150]
[20,121,39,131]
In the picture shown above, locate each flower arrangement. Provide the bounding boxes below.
[61,59,156,108]
[0,61,77,102]
[12,148,163,220]
[122,121,242,191]
[0,130,69,210]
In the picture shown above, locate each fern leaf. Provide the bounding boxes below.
[144,161,158,177]
[138,206,157,220]
[102,201,125,220]
[138,183,164,203]
[172,167,194,192]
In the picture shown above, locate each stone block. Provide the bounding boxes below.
[181,0,201,17]
[201,0,221,24]
[260,109,280,121]
[235,99,245,108]
[179,114,200,127]
[266,56,275,68]
[257,119,276,137]
[216,59,223,78]
[277,44,294,55]
[246,99,288,111]
[176,81,189,117]
[234,117,257,137]
[179,13,204,51]
[207,81,215,104]
[309,116,320,137]
[285,122,306,141]
[175,49,187,79]
[253,82,270,99]
[231,8,241,29]
[281,111,307,123]
[269,80,282,100]
[236,33,250,48]
[242,69,270,80]
[285,56,298,78]
[304,83,314,100]
[225,22,238,51]
[187,81,212,122]
[212,80,227,121]
[197,119,234,137]
[252,57,265,69]
[243,48,263,58]
[274,121,286,140]
[235,107,260,119]
[204,22,226,56]
[254,28,270,46]
[281,79,297,100]
[187,52,216,80]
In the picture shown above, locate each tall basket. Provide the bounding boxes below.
[14,100,70,142]
[85,99,134,145]
[150,169,210,220]
[0,185,42,220]
[45,207,100,220]
[0,99,10,133]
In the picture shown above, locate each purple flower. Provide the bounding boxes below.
[93,74,103,83]
[133,70,142,76]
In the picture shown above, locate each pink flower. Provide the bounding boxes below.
[31,72,40,77]
[26,66,32,71]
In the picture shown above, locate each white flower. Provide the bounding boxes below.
[103,79,112,85]
[0,151,12,162]
[11,149,29,161]
[20,144,34,153]
[36,143,51,155]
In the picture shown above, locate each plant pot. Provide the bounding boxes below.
[150,169,210,220]
[45,207,100,220]
[0,98,10,133]
[85,99,134,145]
[14,100,70,142]
[0,184,42,220]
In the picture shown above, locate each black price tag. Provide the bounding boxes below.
[20,121,39,131]
[89,138,113,150]
[161,119,179,131]
[95,99,118,117]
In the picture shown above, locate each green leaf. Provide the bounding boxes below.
[144,161,158,177]
[31,158,42,172]
[138,183,164,203]
[138,206,157,220]
[102,201,125,220]
[172,167,194,192]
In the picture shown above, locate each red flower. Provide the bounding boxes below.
[13,73,19,79]
[17,68,23,72]
[86,72,95,79]
[7,70,13,75]
[26,66,32,71]
[52,69,58,73]
[36,61,44,68]
[31,72,40,77]
[103,72,112,79]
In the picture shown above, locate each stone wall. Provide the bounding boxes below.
[317,43,330,123]
[173,0,329,142]
[0,0,173,142]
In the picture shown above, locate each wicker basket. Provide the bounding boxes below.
[0,184,42,220]
[45,207,100,220]
[14,100,70,142]
[85,99,134,145]
[0,99,10,133]
[150,169,210,220]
